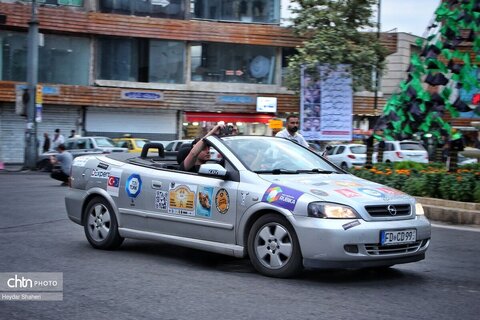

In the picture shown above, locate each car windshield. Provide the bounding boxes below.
[400,142,425,150]
[222,136,339,173]
[350,145,366,154]
[94,137,116,147]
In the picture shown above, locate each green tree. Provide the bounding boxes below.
[285,0,386,91]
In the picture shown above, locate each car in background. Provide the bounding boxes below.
[325,144,367,170]
[164,139,193,152]
[113,137,150,153]
[458,154,478,166]
[374,140,429,164]
[37,136,128,171]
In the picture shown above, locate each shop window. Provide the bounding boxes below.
[99,0,185,19]
[191,43,276,84]
[192,0,279,24]
[96,37,185,84]
[0,31,90,85]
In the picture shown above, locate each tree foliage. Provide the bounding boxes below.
[285,0,386,92]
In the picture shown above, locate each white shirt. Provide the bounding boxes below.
[52,134,65,150]
[275,129,309,148]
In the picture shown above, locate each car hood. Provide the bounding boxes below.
[259,173,413,205]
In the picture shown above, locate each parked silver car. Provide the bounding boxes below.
[65,136,431,277]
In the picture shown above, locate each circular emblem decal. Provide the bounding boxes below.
[265,186,282,203]
[358,187,384,198]
[310,189,329,197]
[215,189,230,214]
[126,174,142,198]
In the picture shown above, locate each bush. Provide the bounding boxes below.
[350,162,480,203]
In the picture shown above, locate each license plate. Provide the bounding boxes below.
[380,229,417,245]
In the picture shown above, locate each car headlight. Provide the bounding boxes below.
[415,203,425,216]
[308,202,359,219]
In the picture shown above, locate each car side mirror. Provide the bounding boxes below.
[198,163,227,178]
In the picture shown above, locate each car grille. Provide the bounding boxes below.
[365,204,411,217]
[365,239,428,255]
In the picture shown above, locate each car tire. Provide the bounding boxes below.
[247,214,302,278]
[83,196,124,250]
[340,162,349,171]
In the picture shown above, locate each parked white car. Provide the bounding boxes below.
[164,139,193,152]
[325,144,367,170]
[374,141,429,164]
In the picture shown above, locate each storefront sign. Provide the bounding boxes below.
[216,96,255,104]
[121,90,164,101]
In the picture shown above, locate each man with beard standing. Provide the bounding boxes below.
[275,115,309,148]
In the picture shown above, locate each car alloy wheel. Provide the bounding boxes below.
[248,214,302,278]
[83,196,123,250]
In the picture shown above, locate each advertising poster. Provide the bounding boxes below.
[196,186,213,217]
[300,65,353,141]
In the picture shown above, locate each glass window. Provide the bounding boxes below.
[99,0,185,19]
[191,43,276,84]
[1,31,90,85]
[192,0,280,24]
[149,40,185,84]
[96,37,185,84]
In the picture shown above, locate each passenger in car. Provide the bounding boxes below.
[179,123,224,173]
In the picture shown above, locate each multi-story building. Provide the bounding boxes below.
[0,0,405,164]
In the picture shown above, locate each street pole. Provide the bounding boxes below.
[24,0,39,170]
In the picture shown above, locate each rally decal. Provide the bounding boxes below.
[107,168,122,197]
[97,162,109,170]
[342,220,361,230]
[262,184,303,211]
[91,168,109,179]
[377,187,404,195]
[335,181,362,187]
[126,174,142,198]
[357,188,384,198]
[310,189,329,197]
[334,189,361,198]
[196,186,214,218]
[168,184,196,216]
[72,156,94,167]
[155,190,168,211]
[215,189,230,214]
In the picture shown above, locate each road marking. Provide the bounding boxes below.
[431,223,480,232]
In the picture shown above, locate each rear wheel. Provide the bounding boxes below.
[340,162,349,171]
[248,214,302,278]
[83,196,124,250]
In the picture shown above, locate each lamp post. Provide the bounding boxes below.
[24,0,39,170]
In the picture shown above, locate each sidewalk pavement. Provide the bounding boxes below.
[416,197,480,226]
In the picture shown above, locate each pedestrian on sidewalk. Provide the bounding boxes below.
[42,132,51,153]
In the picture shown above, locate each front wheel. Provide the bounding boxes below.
[247,214,302,278]
[83,196,124,250]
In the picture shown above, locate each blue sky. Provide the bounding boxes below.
[381,0,441,36]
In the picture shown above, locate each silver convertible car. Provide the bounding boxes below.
[65,136,431,278]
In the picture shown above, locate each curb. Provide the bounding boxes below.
[416,197,480,225]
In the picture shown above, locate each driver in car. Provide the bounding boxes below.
[179,123,224,173]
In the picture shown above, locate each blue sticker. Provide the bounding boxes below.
[357,187,384,198]
[126,174,142,198]
[262,184,303,211]
[196,186,214,217]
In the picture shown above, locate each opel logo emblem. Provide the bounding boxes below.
[387,205,397,216]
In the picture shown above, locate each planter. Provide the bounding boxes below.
[416,197,480,225]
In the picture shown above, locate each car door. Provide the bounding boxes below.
[138,159,239,245]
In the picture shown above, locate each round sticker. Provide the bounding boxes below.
[358,187,384,198]
[310,189,329,197]
[126,174,142,198]
[215,189,230,214]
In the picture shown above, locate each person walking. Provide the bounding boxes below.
[49,144,73,186]
[275,115,309,148]
[52,128,65,150]
[42,132,51,153]
[68,129,76,138]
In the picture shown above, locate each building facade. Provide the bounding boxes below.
[0,0,400,163]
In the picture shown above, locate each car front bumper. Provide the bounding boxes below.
[291,215,431,269]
